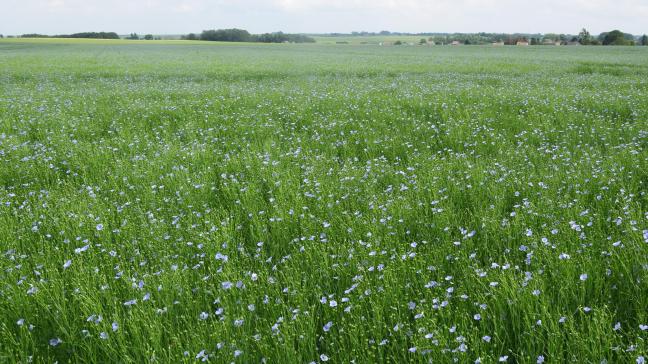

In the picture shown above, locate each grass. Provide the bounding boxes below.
[0,39,647,363]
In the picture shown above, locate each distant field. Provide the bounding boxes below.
[0,37,247,46]
[312,35,429,44]
[0,39,647,363]
[6,36,461,45]
[0,35,458,45]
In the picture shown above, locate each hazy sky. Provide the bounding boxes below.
[1,0,647,35]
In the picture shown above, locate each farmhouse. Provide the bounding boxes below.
[451,40,461,45]
[492,41,504,46]
[516,40,530,46]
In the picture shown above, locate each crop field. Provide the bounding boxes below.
[0,39,647,363]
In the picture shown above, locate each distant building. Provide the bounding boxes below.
[492,41,505,46]
[516,40,530,46]
[451,40,461,45]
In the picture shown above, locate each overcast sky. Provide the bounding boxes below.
[1,0,646,35]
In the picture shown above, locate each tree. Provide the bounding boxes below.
[191,29,314,43]
[419,38,427,45]
[642,35,648,46]
[255,32,315,43]
[544,33,559,42]
[21,34,49,38]
[144,34,154,40]
[127,33,139,40]
[200,29,252,42]
[0,34,3,38]
[64,32,119,39]
[393,40,403,45]
[578,28,592,45]
[601,30,633,45]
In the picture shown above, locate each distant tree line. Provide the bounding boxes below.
[597,30,636,45]
[331,29,648,46]
[181,29,315,43]
[19,32,119,39]
[8,28,647,46]
[256,32,315,43]
[19,34,50,38]
[125,33,160,40]
[198,28,253,42]
[64,32,120,39]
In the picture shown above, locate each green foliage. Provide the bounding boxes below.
[579,28,593,45]
[600,30,635,45]
[642,35,648,46]
[196,29,315,43]
[20,32,120,39]
[256,32,315,43]
[543,33,560,41]
[144,34,153,40]
[0,40,647,363]
[64,32,120,39]
[20,33,50,38]
[326,31,548,45]
[200,28,253,42]
[306,30,638,46]
[127,33,139,40]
